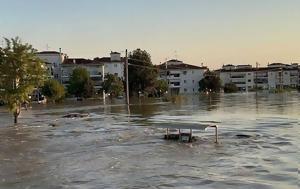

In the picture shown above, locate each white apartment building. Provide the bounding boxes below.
[93,52,124,79]
[36,50,67,81]
[61,59,104,91]
[219,64,254,91]
[218,63,299,91]
[158,59,208,95]
[60,52,125,92]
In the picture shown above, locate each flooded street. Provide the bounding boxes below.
[0,92,299,189]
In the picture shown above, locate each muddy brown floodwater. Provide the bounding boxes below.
[0,92,299,189]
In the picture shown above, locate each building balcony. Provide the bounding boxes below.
[169,84,181,88]
[90,74,102,77]
[168,75,181,79]
[231,78,246,82]
[230,75,245,79]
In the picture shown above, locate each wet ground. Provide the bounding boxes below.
[0,92,299,189]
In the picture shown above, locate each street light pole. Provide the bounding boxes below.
[102,64,105,101]
[125,49,130,105]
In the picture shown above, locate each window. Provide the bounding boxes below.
[114,73,118,76]
[193,88,194,92]
[192,80,194,83]
[114,64,118,68]
[248,79,251,82]
[184,88,187,92]
[184,80,187,83]
[183,71,187,75]
[171,82,180,86]
[248,73,251,75]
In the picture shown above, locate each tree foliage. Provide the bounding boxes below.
[224,83,238,93]
[128,49,158,95]
[198,72,221,92]
[83,79,95,98]
[155,80,168,96]
[41,79,65,102]
[0,37,46,123]
[102,74,124,97]
[67,67,94,98]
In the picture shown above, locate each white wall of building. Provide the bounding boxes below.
[179,69,206,93]
[61,64,104,90]
[103,62,124,79]
[160,60,207,94]
[37,52,66,81]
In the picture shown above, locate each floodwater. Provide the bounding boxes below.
[0,92,299,189]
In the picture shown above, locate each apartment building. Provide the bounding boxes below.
[218,63,299,91]
[219,65,254,91]
[60,52,125,92]
[36,50,67,81]
[61,58,104,91]
[158,59,208,95]
[93,52,124,79]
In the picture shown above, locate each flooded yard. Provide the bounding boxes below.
[0,92,299,189]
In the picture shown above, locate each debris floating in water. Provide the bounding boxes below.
[62,113,89,118]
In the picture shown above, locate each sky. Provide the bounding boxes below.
[0,0,299,69]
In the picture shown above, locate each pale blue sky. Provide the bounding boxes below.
[1,0,299,69]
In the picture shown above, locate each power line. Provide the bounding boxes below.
[128,63,157,70]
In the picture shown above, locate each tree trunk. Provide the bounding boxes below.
[14,114,18,124]
[13,105,21,124]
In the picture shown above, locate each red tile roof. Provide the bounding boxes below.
[62,57,125,65]
[63,58,95,65]
[37,51,61,54]
[93,57,125,63]
[217,67,299,73]
[158,62,207,70]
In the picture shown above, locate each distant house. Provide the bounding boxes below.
[158,59,208,95]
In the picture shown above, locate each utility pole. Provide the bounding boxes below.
[125,49,130,105]
[255,62,259,90]
[102,64,105,101]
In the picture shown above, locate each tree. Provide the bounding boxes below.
[224,83,238,93]
[67,67,95,98]
[198,71,221,93]
[82,79,95,98]
[102,74,124,97]
[41,79,65,102]
[0,37,46,123]
[128,49,158,95]
[155,80,168,96]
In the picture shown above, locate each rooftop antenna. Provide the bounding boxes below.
[165,57,168,69]
[174,50,178,60]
